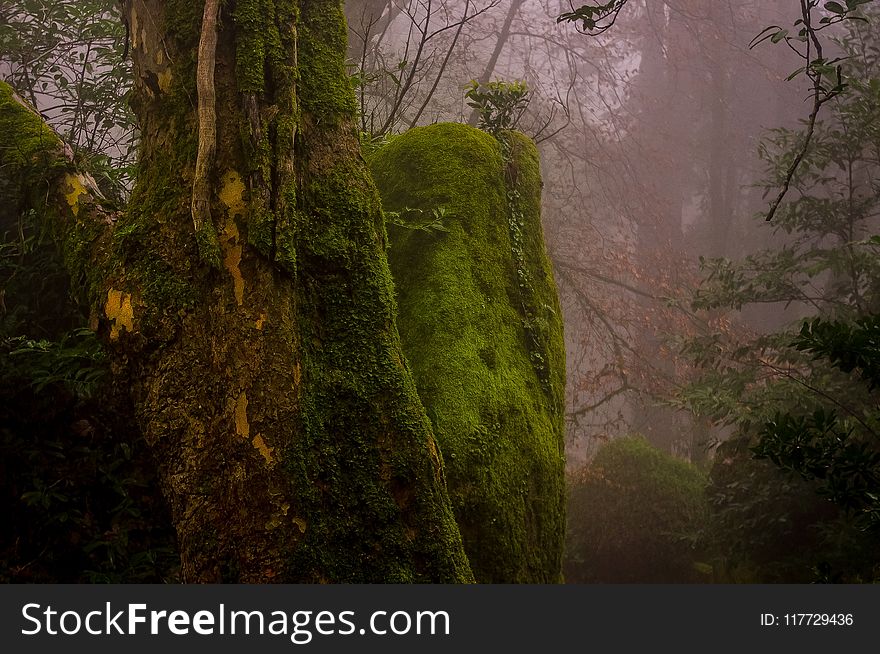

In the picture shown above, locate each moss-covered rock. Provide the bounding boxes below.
[566,436,708,583]
[370,123,566,583]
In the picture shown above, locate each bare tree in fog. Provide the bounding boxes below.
[345,0,500,138]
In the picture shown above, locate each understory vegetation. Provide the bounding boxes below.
[0,209,178,582]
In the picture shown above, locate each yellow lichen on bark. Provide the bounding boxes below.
[130,8,139,51]
[234,392,249,439]
[158,70,173,93]
[219,170,247,216]
[64,174,87,216]
[221,221,245,305]
[104,289,134,340]
[219,170,247,305]
[252,434,275,466]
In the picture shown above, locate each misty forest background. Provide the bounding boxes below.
[2,0,880,583]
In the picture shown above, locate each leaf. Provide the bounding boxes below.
[786,66,807,81]
[749,25,783,49]
[770,29,789,44]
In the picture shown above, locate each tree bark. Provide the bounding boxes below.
[0,0,472,583]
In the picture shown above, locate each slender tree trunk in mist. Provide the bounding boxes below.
[0,0,473,583]
[627,1,686,451]
[467,0,526,126]
[344,0,399,59]
[707,55,734,258]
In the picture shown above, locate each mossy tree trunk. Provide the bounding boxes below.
[0,0,472,582]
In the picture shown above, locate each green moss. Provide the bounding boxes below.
[112,133,201,339]
[195,222,222,269]
[232,0,268,93]
[282,145,472,581]
[0,83,64,171]
[0,82,110,316]
[232,0,300,272]
[3,7,474,582]
[369,123,566,583]
[298,0,357,122]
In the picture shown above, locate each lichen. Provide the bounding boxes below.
[369,122,566,583]
[157,70,174,94]
[219,170,247,216]
[234,391,250,439]
[252,433,275,466]
[64,174,87,216]
[221,219,245,306]
[105,289,135,340]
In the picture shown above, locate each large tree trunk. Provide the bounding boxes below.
[0,0,472,583]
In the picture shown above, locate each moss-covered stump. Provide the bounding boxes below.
[370,123,566,583]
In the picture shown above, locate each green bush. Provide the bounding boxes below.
[565,436,708,583]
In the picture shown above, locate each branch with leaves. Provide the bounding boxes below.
[750,0,875,221]
[557,1,629,35]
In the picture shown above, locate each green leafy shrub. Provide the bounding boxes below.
[464,80,530,134]
[0,331,180,582]
[565,436,708,583]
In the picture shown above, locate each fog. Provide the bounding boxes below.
[344,0,832,463]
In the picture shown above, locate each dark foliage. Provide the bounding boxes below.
[707,436,880,582]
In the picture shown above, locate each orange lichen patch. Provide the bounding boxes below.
[219,170,247,217]
[255,313,267,330]
[234,392,249,439]
[104,289,134,340]
[64,174,87,216]
[221,220,244,305]
[292,517,307,534]
[252,433,275,466]
[218,171,247,305]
